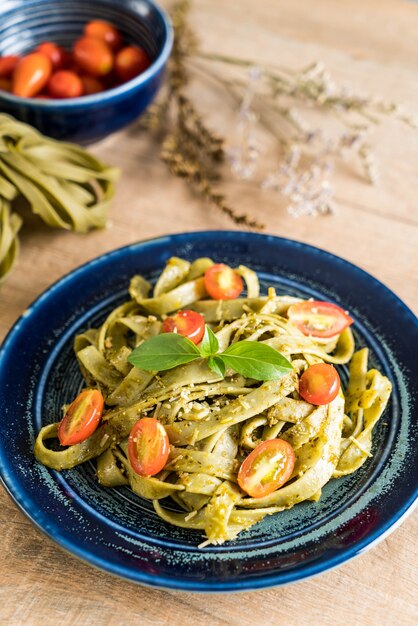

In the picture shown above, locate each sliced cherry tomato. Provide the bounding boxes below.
[0,55,20,78]
[73,37,113,76]
[238,439,295,498]
[84,20,123,51]
[299,363,340,405]
[12,52,52,97]
[47,70,83,98]
[287,301,353,338]
[58,389,104,446]
[80,74,104,95]
[0,77,12,92]
[204,263,244,300]
[37,42,67,70]
[162,310,205,345]
[128,417,170,477]
[115,46,150,82]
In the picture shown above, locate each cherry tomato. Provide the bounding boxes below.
[287,301,353,338]
[80,75,104,95]
[204,263,244,300]
[0,78,11,92]
[128,417,170,477]
[299,363,340,405]
[238,439,295,498]
[37,42,67,70]
[84,20,123,51]
[73,37,113,76]
[47,70,83,98]
[0,55,20,78]
[58,389,104,446]
[162,310,205,345]
[12,52,52,97]
[115,46,150,82]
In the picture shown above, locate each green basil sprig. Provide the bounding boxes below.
[128,325,293,381]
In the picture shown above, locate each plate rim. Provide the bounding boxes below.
[1,230,417,592]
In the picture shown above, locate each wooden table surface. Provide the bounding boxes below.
[1,1,417,624]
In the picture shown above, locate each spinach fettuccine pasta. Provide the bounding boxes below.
[0,114,118,283]
[34,257,392,546]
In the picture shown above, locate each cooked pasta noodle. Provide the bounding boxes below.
[34,257,392,545]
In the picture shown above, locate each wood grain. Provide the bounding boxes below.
[0,1,417,624]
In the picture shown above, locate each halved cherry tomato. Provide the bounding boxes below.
[73,37,113,76]
[47,70,83,98]
[80,75,104,95]
[162,310,205,345]
[84,20,123,51]
[12,52,52,97]
[0,55,20,78]
[287,301,353,338]
[299,363,340,405]
[58,389,104,446]
[204,263,244,300]
[128,417,170,477]
[238,439,295,498]
[115,46,150,82]
[0,78,11,92]
[37,42,67,70]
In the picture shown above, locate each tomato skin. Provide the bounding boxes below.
[128,418,170,477]
[37,42,67,70]
[287,301,353,338]
[58,389,104,446]
[84,20,123,51]
[238,439,296,498]
[162,310,205,345]
[80,75,104,95]
[0,77,12,92]
[0,55,20,78]
[12,52,52,97]
[47,70,83,98]
[115,46,150,82]
[299,363,340,405]
[204,263,244,300]
[73,37,113,76]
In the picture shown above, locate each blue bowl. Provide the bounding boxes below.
[0,0,173,144]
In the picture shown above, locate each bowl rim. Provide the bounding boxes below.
[0,0,173,107]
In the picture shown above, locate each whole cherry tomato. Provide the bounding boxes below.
[73,36,113,76]
[47,70,83,98]
[204,263,244,300]
[115,46,150,82]
[299,363,340,405]
[58,389,104,446]
[0,78,12,92]
[128,417,170,477]
[84,20,123,51]
[162,310,206,345]
[37,42,67,70]
[12,52,52,97]
[80,75,104,95]
[287,301,353,338]
[238,439,296,498]
[0,55,20,78]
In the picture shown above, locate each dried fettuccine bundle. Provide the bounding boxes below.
[0,198,22,284]
[0,114,119,283]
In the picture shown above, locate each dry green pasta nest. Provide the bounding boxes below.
[0,114,119,284]
[34,256,392,546]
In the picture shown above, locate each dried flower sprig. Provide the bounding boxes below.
[143,0,263,229]
[145,1,416,223]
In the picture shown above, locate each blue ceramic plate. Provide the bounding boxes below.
[0,231,417,592]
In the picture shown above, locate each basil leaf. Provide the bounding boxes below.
[208,355,226,378]
[221,341,293,381]
[128,333,201,372]
[200,325,219,357]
